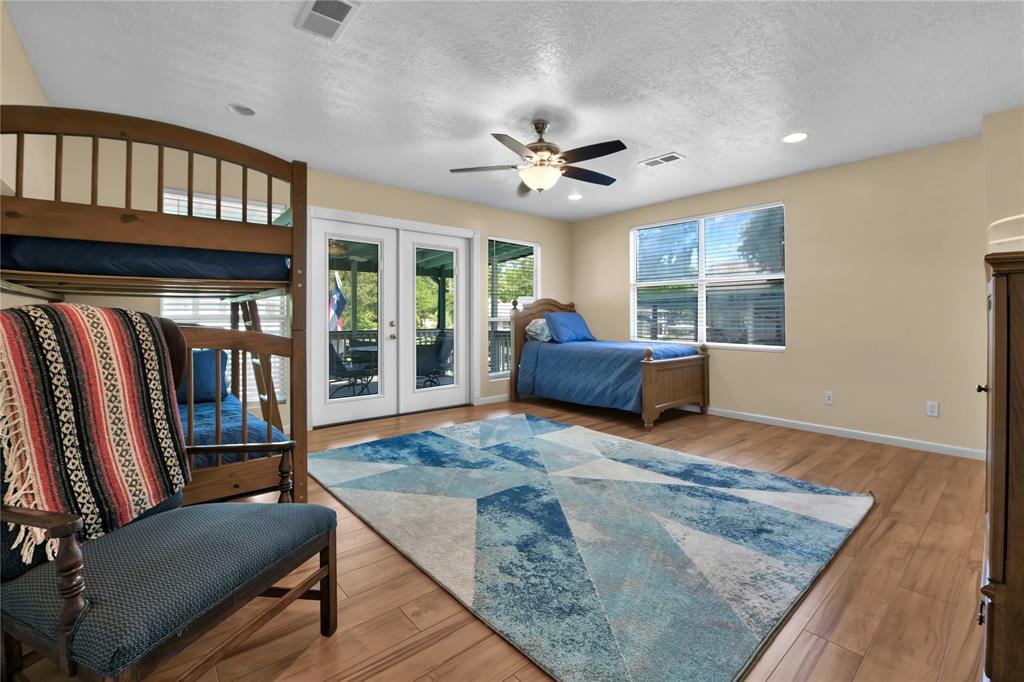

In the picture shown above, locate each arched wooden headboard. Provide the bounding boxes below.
[508,298,575,400]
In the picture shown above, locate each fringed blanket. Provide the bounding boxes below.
[1,304,190,569]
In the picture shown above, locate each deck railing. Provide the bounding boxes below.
[325,329,514,374]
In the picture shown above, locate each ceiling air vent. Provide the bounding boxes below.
[295,0,359,41]
[639,152,684,168]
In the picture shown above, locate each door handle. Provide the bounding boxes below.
[977,384,990,393]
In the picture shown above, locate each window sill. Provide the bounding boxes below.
[488,372,511,381]
[631,339,786,353]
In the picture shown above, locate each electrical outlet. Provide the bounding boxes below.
[926,400,940,417]
[824,391,834,406]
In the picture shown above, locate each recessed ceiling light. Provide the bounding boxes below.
[567,193,583,201]
[782,132,808,144]
[227,103,256,117]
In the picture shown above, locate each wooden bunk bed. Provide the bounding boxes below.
[0,105,310,503]
[510,298,709,429]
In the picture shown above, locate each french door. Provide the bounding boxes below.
[310,217,470,426]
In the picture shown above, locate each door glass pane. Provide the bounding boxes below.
[415,248,455,389]
[327,238,380,398]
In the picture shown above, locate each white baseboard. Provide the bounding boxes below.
[703,407,985,461]
[473,394,511,406]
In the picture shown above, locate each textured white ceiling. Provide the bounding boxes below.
[8,1,1023,221]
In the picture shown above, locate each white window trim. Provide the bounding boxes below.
[629,201,786,351]
[488,236,541,380]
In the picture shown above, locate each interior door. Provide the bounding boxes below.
[398,230,470,413]
[310,218,398,426]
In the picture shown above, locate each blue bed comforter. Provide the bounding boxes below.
[179,394,289,469]
[1,236,290,281]
[517,340,699,413]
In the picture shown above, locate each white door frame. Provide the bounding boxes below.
[307,206,482,427]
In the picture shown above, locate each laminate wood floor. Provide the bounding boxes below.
[21,400,986,682]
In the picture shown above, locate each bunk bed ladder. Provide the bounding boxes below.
[235,300,284,430]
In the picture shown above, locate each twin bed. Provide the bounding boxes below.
[1,105,308,504]
[510,299,709,429]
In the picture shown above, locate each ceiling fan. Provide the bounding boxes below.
[450,119,627,195]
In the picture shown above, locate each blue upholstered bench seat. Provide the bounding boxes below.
[1,503,336,677]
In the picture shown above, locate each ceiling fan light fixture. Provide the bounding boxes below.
[519,164,561,191]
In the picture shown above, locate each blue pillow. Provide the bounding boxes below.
[176,349,229,404]
[544,312,596,343]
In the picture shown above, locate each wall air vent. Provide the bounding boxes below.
[639,152,684,168]
[295,0,359,41]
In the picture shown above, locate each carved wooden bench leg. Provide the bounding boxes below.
[321,529,338,636]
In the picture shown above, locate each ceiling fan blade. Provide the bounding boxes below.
[492,133,536,159]
[558,140,627,165]
[562,165,617,186]
[517,181,533,196]
[449,164,519,173]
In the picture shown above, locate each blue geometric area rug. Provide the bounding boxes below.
[309,415,873,682]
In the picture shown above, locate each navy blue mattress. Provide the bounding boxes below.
[180,394,289,469]
[1,236,289,281]
[517,340,699,413]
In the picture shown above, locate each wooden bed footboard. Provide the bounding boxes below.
[510,298,710,428]
[641,345,709,430]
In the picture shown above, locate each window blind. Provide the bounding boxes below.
[705,206,785,277]
[635,284,698,342]
[635,220,698,282]
[163,188,286,224]
[706,280,785,346]
[632,204,785,348]
[159,297,290,403]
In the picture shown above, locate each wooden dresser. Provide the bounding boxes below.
[981,251,1024,681]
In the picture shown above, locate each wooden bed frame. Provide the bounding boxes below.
[509,298,709,429]
[0,105,310,503]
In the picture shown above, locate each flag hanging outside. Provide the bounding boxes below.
[329,271,346,331]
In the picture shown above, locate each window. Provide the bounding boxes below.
[488,239,540,376]
[160,188,289,401]
[159,296,290,403]
[631,204,785,348]
[162,188,287,224]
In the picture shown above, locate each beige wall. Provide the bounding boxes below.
[983,107,1024,252]
[570,138,988,451]
[308,171,571,398]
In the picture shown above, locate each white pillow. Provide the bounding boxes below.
[525,318,552,342]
